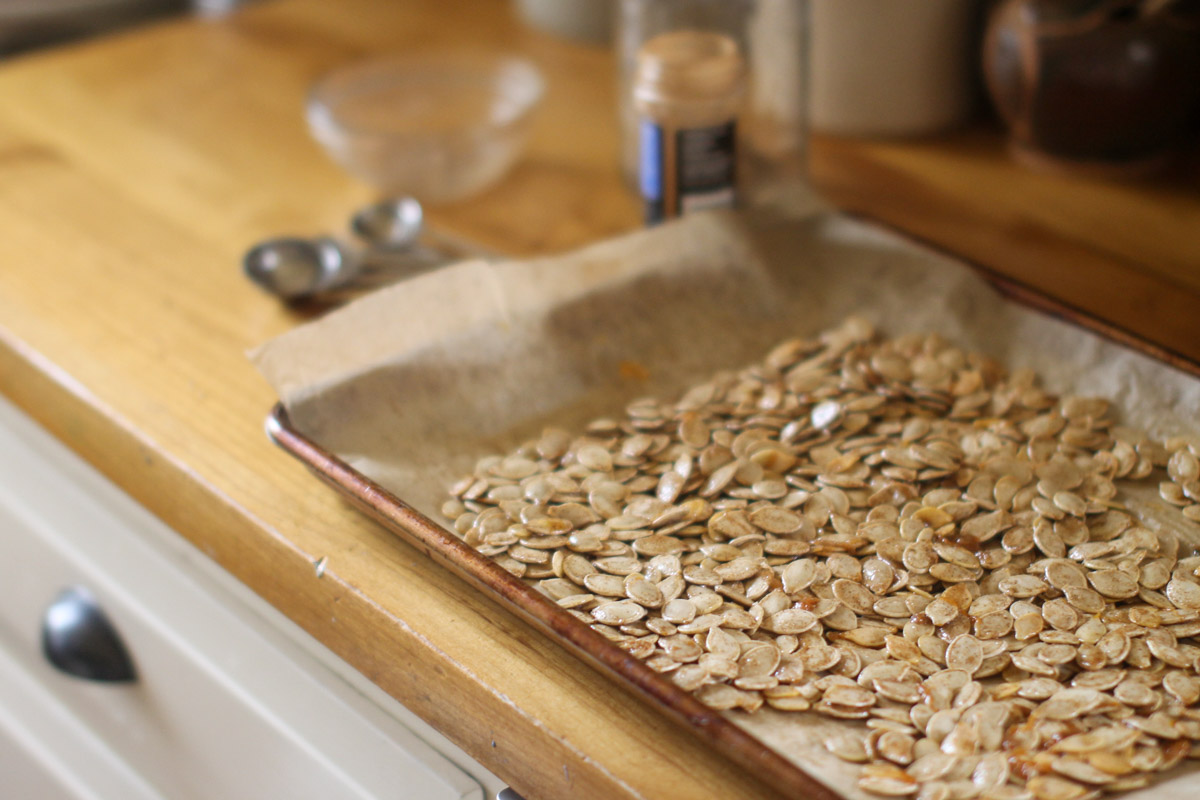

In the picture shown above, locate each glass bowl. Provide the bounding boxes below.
[306,52,545,204]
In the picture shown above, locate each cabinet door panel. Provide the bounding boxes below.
[0,395,484,800]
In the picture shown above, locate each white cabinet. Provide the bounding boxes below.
[0,394,508,799]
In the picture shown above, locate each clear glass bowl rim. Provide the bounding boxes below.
[305,50,546,143]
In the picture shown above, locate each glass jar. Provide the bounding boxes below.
[634,30,746,222]
[617,0,809,218]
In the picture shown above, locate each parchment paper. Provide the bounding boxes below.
[252,210,1200,799]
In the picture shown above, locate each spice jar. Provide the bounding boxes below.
[634,30,747,223]
[618,0,809,221]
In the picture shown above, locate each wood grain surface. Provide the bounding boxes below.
[810,130,1200,364]
[0,0,1196,798]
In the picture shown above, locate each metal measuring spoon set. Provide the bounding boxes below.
[243,197,450,301]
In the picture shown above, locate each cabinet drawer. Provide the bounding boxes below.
[0,395,487,800]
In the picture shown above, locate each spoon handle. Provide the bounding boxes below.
[358,243,449,274]
[419,227,498,261]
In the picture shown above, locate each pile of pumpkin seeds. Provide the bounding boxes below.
[443,317,1200,800]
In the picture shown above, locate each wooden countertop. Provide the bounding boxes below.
[809,130,1200,370]
[0,1,1196,798]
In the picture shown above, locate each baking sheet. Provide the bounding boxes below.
[252,209,1200,799]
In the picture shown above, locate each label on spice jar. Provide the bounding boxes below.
[640,118,737,224]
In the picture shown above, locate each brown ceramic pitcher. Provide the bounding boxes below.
[983,0,1200,175]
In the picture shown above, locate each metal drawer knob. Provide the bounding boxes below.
[42,586,137,683]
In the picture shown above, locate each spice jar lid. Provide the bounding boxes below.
[633,30,746,105]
